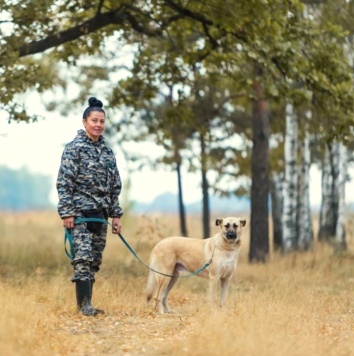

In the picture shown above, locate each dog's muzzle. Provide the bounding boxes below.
[226,231,237,240]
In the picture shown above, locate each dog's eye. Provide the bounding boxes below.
[233,224,238,228]
[225,223,230,229]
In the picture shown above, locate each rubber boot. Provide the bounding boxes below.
[91,281,105,315]
[75,280,98,316]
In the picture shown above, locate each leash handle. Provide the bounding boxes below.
[64,218,213,278]
[64,217,108,260]
[64,228,75,259]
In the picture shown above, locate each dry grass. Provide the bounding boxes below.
[1,211,354,355]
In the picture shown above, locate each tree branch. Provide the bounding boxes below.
[15,1,239,62]
[17,5,164,58]
[163,0,213,26]
[18,9,126,57]
[96,0,105,16]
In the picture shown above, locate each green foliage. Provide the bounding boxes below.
[1,0,353,126]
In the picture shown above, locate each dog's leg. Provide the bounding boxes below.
[146,270,156,304]
[161,269,179,313]
[154,275,174,314]
[154,276,166,314]
[147,253,173,314]
[220,276,231,308]
[147,254,158,305]
[208,276,219,308]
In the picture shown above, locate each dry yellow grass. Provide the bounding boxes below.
[1,211,354,355]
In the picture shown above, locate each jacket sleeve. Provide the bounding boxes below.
[109,157,123,218]
[56,143,79,218]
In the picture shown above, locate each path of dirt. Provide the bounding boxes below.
[55,308,198,355]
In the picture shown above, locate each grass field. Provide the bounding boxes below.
[1,211,354,355]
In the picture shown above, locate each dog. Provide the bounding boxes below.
[146,217,246,314]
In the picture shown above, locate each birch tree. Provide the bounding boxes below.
[281,104,298,253]
[319,141,348,249]
[297,128,313,251]
[335,143,347,250]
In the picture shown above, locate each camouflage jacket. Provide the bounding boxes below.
[56,129,123,219]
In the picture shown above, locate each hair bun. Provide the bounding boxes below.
[88,97,103,108]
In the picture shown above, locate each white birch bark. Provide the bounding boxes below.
[281,104,298,252]
[335,143,347,250]
[297,131,313,251]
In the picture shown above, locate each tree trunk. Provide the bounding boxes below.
[176,161,188,237]
[297,131,313,251]
[200,133,210,239]
[168,86,188,238]
[335,143,347,250]
[249,76,269,263]
[281,103,298,253]
[318,141,347,249]
[270,173,283,252]
[318,142,338,241]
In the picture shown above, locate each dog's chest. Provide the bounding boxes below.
[217,251,238,278]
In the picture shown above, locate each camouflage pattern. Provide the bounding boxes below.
[56,129,123,219]
[71,221,108,282]
[57,129,123,281]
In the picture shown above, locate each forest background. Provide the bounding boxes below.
[2,0,354,259]
[3,1,354,354]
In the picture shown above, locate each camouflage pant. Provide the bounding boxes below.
[71,221,107,282]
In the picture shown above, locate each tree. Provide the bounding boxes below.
[111,57,251,238]
[2,0,354,263]
[297,127,313,251]
[335,143,347,251]
[270,172,284,251]
[281,104,298,252]
[106,90,192,237]
[249,71,270,263]
[318,141,348,250]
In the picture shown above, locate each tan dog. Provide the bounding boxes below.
[146,217,246,314]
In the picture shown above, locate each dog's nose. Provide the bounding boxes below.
[226,231,236,239]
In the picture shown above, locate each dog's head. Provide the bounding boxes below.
[216,217,246,244]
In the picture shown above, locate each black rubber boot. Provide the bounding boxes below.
[75,280,98,316]
[91,281,105,315]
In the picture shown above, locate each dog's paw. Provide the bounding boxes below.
[165,309,176,314]
[158,308,176,315]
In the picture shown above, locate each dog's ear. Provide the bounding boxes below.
[240,219,246,227]
[215,218,223,226]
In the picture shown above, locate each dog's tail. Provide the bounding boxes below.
[146,255,156,303]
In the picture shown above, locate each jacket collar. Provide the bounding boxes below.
[76,129,105,146]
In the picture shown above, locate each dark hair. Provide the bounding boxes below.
[83,97,105,120]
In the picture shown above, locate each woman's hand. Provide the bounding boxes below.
[112,217,122,234]
[63,216,75,229]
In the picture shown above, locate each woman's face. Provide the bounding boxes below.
[83,111,105,141]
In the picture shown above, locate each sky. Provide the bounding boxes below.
[1,93,353,209]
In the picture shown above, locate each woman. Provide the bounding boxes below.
[57,97,123,316]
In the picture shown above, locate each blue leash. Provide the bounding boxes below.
[64,217,213,278]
